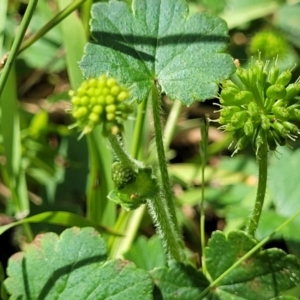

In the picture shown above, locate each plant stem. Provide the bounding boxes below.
[131,99,148,159]
[82,0,93,37]
[147,194,186,261]
[0,0,38,98]
[163,99,182,151]
[151,83,179,229]
[246,140,268,237]
[18,0,87,55]
[108,99,148,258]
[107,107,186,261]
[200,119,209,276]
[108,134,142,169]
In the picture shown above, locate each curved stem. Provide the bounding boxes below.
[246,141,268,237]
[108,134,142,169]
[151,84,178,229]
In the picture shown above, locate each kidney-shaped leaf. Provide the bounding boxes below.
[4,227,153,300]
[79,0,234,105]
[205,230,300,299]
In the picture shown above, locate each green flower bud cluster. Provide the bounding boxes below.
[69,75,133,136]
[218,59,300,155]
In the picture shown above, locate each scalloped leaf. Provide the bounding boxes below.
[150,261,209,299]
[79,0,234,106]
[205,230,300,299]
[4,227,153,299]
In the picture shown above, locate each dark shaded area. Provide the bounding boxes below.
[0,216,20,275]
[90,32,230,62]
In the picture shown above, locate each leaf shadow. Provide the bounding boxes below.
[28,254,107,299]
[90,32,230,62]
[22,258,30,299]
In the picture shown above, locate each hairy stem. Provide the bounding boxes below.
[151,83,179,229]
[246,140,268,237]
[108,134,142,169]
[147,194,186,262]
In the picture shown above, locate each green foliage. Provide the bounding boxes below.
[79,0,234,106]
[1,0,300,299]
[150,261,209,299]
[205,231,300,299]
[124,235,167,271]
[4,227,153,300]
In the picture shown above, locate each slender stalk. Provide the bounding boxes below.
[246,141,268,237]
[147,194,186,261]
[86,133,105,223]
[18,0,87,55]
[0,0,38,97]
[163,99,182,151]
[0,0,87,72]
[151,84,179,229]
[199,208,300,299]
[200,119,209,276]
[131,99,148,159]
[81,0,93,37]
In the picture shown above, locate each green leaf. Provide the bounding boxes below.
[123,235,166,271]
[4,227,153,299]
[0,211,122,237]
[79,0,234,106]
[205,230,300,299]
[150,261,209,299]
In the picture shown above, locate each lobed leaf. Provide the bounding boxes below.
[79,0,235,106]
[205,230,300,299]
[4,227,152,299]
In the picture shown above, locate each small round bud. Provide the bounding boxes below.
[117,91,130,102]
[89,112,99,123]
[106,95,115,104]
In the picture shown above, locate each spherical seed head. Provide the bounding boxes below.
[111,162,137,189]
